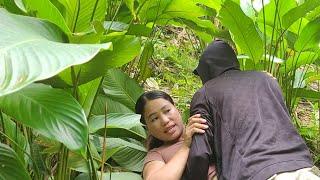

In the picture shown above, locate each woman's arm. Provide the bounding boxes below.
[143,114,208,180]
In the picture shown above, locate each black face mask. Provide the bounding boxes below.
[194,40,240,84]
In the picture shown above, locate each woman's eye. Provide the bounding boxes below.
[151,117,158,122]
[164,109,171,113]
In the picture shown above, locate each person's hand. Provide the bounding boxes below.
[183,114,208,147]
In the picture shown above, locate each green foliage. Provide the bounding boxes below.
[89,113,145,141]
[103,69,144,111]
[219,0,263,63]
[0,9,111,96]
[152,32,202,115]
[0,143,31,180]
[0,84,88,153]
[0,0,319,177]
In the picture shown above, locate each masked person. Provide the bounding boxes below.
[182,40,319,180]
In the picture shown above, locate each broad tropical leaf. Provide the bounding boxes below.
[280,51,319,73]
[78,77,103,116]
[91,94,134,115]
[57,0,106,33]
[56,35,141,86]
[0,84,88,153]
[138,0,217,38]
[282,0,320,29]
[89,113,145,141]
[0,0,26,14]
[68,141,100,172]
[124,0,136,18]
[294,88,320,100]
[219,0,263,63]
[257,0,296,27]
[23,0,70,33]
[0,143,31,180]
[295,18,320,52]
[0,9,112,97]
[94,137,147,172]
[108,138,146,172]
[103,69,144,111]
[1,113,27,165]
[138,41,154,81]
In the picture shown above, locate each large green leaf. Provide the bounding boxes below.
[23,0,70,33]
[68,141,100,172]
[56,35,140,86]
[0,84,88,153]
[94,137,147,172]
[294,88,320,100]
[0,0,26,14]
[280,51,319,73]
[219,0,263,62]
[0,9,112,97]
[92,94,134,115]
[1,113,27,165]
[0,143,31,180]
[103,69,144,111]
[124,0,136,18]
[89,113,145,141]
[57,0,106,33]
[75,172,142,180]
[282,0,320,29]
[78,77,102,116]
[108,138,146,172]
[91,94,134,115]
[257,0,296,27]
[138,0,217,39]
[294,18,320,52]
[138,41,154,81]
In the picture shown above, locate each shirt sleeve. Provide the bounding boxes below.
[144,149,164,165]
[182,89,215,180]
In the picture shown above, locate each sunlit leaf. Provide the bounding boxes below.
[0,84,88,153]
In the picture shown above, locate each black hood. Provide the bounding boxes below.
[194,40,240,84]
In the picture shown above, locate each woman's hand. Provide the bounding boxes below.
[183,114,208,147]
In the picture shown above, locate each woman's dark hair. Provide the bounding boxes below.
[135,90,175,150]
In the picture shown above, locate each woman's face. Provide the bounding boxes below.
[143,98,184,143]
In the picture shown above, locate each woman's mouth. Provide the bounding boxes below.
[165,124,176,134]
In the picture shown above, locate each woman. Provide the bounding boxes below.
[135,90,216,180]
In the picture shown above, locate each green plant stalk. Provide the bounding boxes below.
[87,77,104,120]
[63,147,70,179]
[90,0,100,22]
[131,3,164,78]
[23,126,41,180]
[71,67,81,99]
[87,143,98,180]
[287,17,304,111]
[262,0,267,70]
[100,102,108,179]
[56,144,65,180]
[318,67,320,151]
[267,0,279,72]
[270,10,285,75]
[0,110,8,144]
[71,0,81,33]
[105,0,123,34]
[0,130,34,164]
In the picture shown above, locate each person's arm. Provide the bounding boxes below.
[143,114,208,180]
[182,89,215,180]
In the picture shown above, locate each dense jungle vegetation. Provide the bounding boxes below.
[0,0,319,179]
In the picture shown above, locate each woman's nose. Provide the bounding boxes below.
[160,115,170,126]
